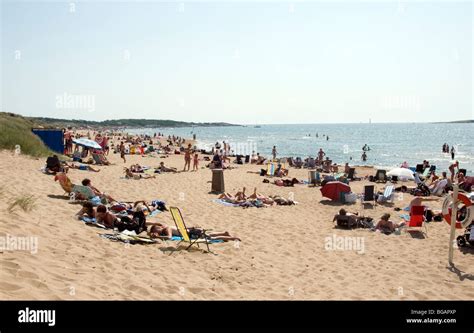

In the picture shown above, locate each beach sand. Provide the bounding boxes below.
[0,148,472,300]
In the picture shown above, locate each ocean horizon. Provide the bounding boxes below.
[128,122,474,174]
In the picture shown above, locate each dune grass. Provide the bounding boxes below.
[7,194,37,214]
[0,112,54,157]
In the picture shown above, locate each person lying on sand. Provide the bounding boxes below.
[66,162,100,172]
[158,162,178,173]
[124,167,156,180]
[96,205,119,228]
[374,213,405,234]
[218,187,248,202]
[147,222,241,242]
[76,201,96,219]
[274,178,301,187]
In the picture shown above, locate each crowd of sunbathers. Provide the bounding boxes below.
[218,187,297,207]
[51,171,241,243]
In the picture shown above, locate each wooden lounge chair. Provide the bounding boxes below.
[169,207,212,253]
[404,205,427,236]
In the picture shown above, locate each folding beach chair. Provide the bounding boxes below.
[374,170,387,183]
[361,185,376,208]
[404,205,427,235]
[169,207,212,253]
[379,185,394,203]
[267,163,276,176]
[308,170,321,186]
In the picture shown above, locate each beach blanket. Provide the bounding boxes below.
[212,199,239,207]
[169,235,223,244]
[99,233,157,244]
[400,214,410,221]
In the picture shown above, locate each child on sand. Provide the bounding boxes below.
[193,153,199,171]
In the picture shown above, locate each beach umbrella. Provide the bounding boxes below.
[386,167,415,180]
[320,181,351,201]
[73,138,102,150]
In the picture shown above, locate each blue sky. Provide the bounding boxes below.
[1,1,472,124]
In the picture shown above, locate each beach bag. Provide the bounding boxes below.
[358,217,374,229]
[344,192,357,204]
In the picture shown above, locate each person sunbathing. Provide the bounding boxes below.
[130,164,144,173]
[333,208,359,228]
[274,164,289,177]
[248,188,275,205]
[45,155,65,174]
[158,162,178,173]
[274,178,301,187]
[66,162,100,172]
[269,195,296,206]
[218,187,248,202]
[124,168,156,179]
[96,205,119,228]
[76,202,96,219]
[147,223,241,241]
[374,213,405,234]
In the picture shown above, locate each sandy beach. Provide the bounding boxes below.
[0,144,472,300]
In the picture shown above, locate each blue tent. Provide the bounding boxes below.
[32,128,64,154]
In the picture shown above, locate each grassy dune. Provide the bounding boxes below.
[0,112,54,157]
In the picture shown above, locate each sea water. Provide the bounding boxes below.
[128,123,474,174]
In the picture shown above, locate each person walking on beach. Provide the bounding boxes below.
[119,142,126,163]
[450,146,456,160]
[272,146,277,160]
[183,143,192,171]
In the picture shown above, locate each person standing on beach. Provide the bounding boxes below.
[317,148,325,163]
[451,146,456,160]
[120,141,126,163]
[193,153,199,171]
[449,160,459,182]
[183,143,192,171]
[272,146,277,160]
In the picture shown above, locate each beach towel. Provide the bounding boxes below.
[99,233,157,244]
[212,199,239,207]
[169,235,223,244]
[400,214,410,221]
